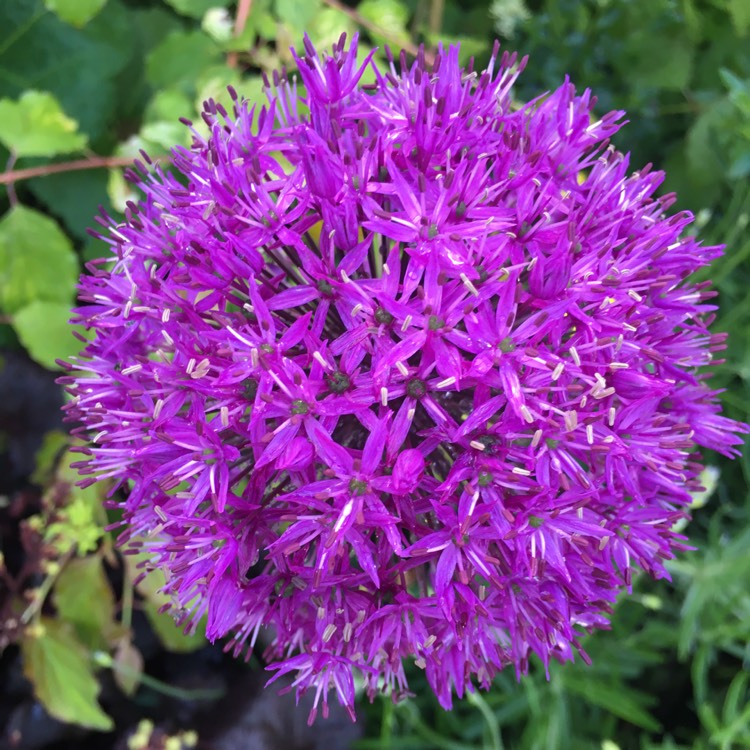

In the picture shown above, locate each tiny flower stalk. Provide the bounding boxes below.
[60,34,746,723]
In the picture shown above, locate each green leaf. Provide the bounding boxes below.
[44,0,108,27]
[13,301,84,371]
[53,556,121,650]
[143,600,207,653]
[274,0,322,36]
[307,7,356,51]
[728,0,750,36]
[625,33,694,91]
[0,206,78,315]
[357,0,411,47]
[28,167,112,240]
[146,29,222,92]
[561,670,661,732]
[21,619,114,731]
[0,91,86,157]
[164,0,229,18]
[112,638,143,696]
[0,0,136,143]
[126,554,206,653]
[194,66,267,120]
[31,430,69,485]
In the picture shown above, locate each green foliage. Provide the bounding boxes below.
[358,0,411,47]
[0,206,78,314]
[164,0,230,19]
[13,301,87,370]
[53,556,122,649]
[44,0,109,28]
[125,552,208,654]
[146,29,223,92]
[21,619,114,731]
[0,91,87,157]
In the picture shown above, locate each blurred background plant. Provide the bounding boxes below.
[0,0,748,748]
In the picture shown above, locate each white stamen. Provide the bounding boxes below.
[343,623,353,642]
[627,289,643,302]
[593,387,616,399]
[564,410,578,432]
[551,362,565,381]
[313,351,331,369]
[609,362,629,369]
[469,440,486,451]
[531,429,543,448]
[161,309,171,323]
[162,330,174,346]
[153,399,164,420]
[220,406,229,428]
[401,315,412,332]
[340,270,351,283]
[569,346,581,366]
[512,466,531,476]
[520,405,534,423]
[351,303,363,317]
[586,424,594,444]
[322,624,337,642]
[122,364,142,376]
[396,361,409,376]
[380,386,389,406]
[608,407,616,426]
[190,359,210,379]
[436,376,456,389]
[460,273,479,296]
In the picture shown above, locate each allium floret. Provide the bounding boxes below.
[61,34,746,722]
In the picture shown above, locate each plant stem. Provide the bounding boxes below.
[0,156,146,187]
[428,0,445,35]
[5,151,18,206]
[228,0,253,69]
[94,651,225,702]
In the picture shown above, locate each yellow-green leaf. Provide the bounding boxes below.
[0,206,79,315]
[126,553,207,653]
[53,556,122,649]
[44,0,108,27]
[21,619,114,731]
[112,638,144,696]
[13,301,87,371]
[164,0,228,18]
[0,91,87,157]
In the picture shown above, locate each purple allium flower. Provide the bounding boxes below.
[61,34,746,722]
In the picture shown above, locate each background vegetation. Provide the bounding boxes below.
[0,0,748,748]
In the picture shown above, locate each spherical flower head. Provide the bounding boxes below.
[61,34,746,722]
